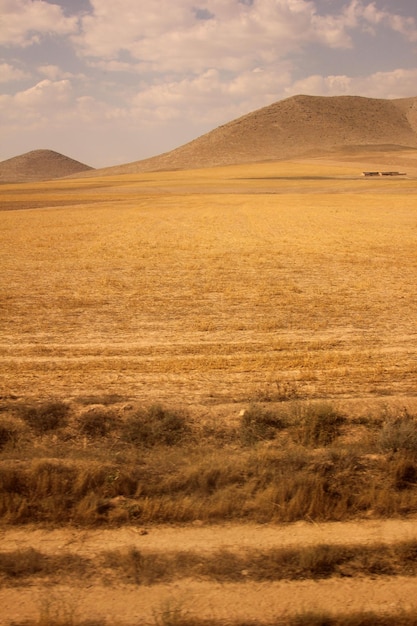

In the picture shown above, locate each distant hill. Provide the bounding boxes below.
[0,149,93,183]
[4,95,417,182]
[85,94,417,176]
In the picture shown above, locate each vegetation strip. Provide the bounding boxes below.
[2,400,417,525]
[9,610,417,626]
[1,400,417,525]
[2,539,417,586]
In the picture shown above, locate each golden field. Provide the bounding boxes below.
[2,159,417,625]
[1,160,416,405]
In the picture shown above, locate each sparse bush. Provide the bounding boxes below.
[0,459,141,525]
[103,547,172,585]
[379,412,417,455]
[393,456,417,490]
[153,599,191,626]
[0,548,89,581]
[78,410,119,438]
[16,400,70,434]
[0,417,26,451]
[288,613,417,626]
[122,404,190,447]
[240,404,287,444]
[0,548,46,578]
[254,380,299,402]
[76,394,126,406]
[0,423,12,450]
[294,403,345,447]
[5,394,417,526]
[9,614,417,626]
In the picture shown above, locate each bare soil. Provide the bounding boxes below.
[2,519,417,624]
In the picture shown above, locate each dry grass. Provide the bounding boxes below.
[2,539,417,586]
[9,611,417,626]
[1,161,417,403]
[1,398,417,525]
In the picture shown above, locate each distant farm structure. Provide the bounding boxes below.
[362,171,407,177]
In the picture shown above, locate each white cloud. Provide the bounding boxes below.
[69,0,417,136]
[74,0,417,78]
[359,1,417,41]
[353,68,417,99]
[13,79,72,107]
[75,95,127,123]
[0,79,74,130]
[129,64,292,127]
[74,0,355,75]
[38,64,63,80]
[0,78,125,132]
[0,0,78,47]
[87,59,138,73]
[284,68,417,100]
[0,61,29,82]
[37,64,85,81]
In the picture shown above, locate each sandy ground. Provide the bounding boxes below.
[2,519,417,624]
[3,518,417,556]
[3,578,417,625]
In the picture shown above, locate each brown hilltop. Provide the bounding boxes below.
[4,95,417,182]
[0,149,93,183]
[86,94,417,176]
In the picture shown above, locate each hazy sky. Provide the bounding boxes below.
[1,0,416,167]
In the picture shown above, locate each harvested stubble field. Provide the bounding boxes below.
[1,159,417,625]
[1,160,417,403]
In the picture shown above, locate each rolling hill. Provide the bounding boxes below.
[0,149,93,183]
[87,94,417,176]
[2,95,417,182]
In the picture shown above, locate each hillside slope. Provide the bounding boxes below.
[0,149,93,183]
[86,94,417,175]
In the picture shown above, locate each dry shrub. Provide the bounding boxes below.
[2,396,417,525]
[0,443,406,525]
[240,404,287,444]
[153,453,247,498]
[198,549,242,581]
[0,548,46,578]
[0,548,89,582]
[101,543,356,585]
[78,409,119,438]
[122,404,190,447]
[76,394,126,406]
[4,539,417,588]
[247,544,349,581]
[289,613,417,626]
[0,416,27,451]
[392,456,417,490]
[15,400,70,434]
[254,380,299,402]
[11,620,103,626]
[102,547,176,585]
[396,539,417,565]
[277,473,332,521]
[379,411,417,455]
[297,544,347,578]
[10,615,417,626]
[0,460,140,524]
[292,403,345,447]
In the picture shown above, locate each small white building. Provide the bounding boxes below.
[362,171,406,177]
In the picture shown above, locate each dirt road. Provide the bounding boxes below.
[2,519,417,625]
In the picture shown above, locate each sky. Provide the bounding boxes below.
[1,0,417,168]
